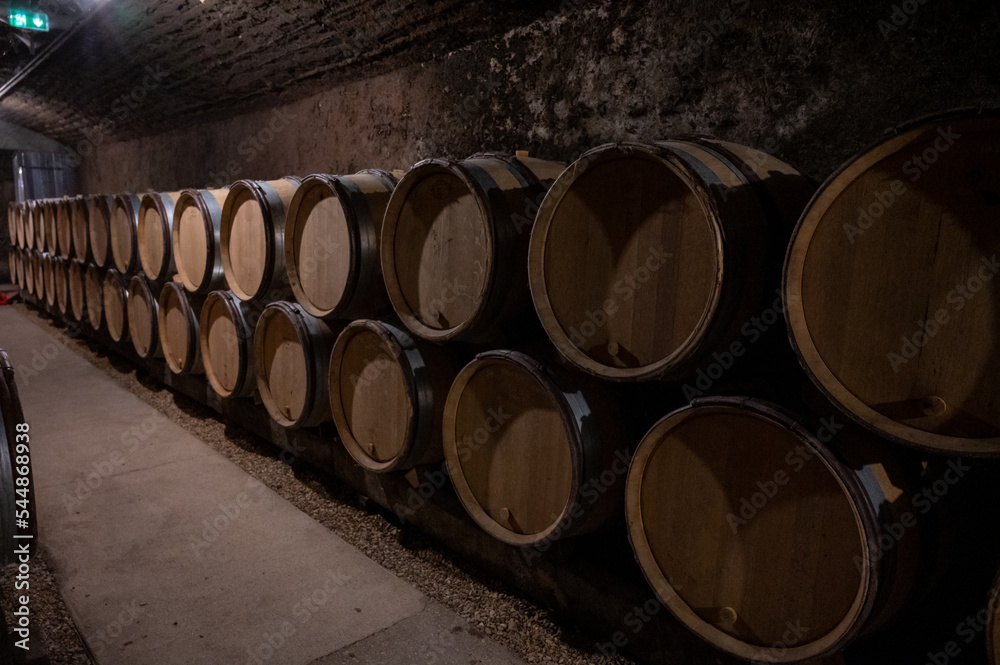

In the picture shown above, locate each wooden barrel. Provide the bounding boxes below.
[253,301,338,427]
[69,196,90,262]
[88,195,114,268]
[158,283,203,375]
[53,257,70,316]
[34,252,48,303]
[32,200,47,253]
[626,397,922,662]
[199,291,263,399]
[55,198,73,259]
[84,265,104,330]
[6,203,14,248]
[528,139,814,382]
[381,154,565,342]
[24,250,36,296]
[785,110,1000,455]
[103,268,129,343]
[127,276,161,358]
[442,350,624,545]
[329,319,456,472]
[43,200,58,254]
[220,177,301,301]
[172,188,229,294]
[7,248,18,291]
[14,203,26,249]
[285,171,397,319]
[43,253,58,308]
[68,258,87,323]
[23,201,36,251]
[110,193,142,274]
[138,191,181,282]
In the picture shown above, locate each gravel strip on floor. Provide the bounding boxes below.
[12,304,637,665]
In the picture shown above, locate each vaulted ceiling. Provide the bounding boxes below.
[0,0,555,147]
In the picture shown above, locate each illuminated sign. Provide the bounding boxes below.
[9,10,49,32]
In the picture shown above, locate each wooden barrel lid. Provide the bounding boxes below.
[88,195,113,267]
[785,110,1000,454]
[84,265,104,329]
[626,399,875,661]
[70,196,89,261]
[103,269,129,342]
[138,192,179,281]
[24,201,36,250]
[56,199,73,259]
[330,320,432,472]
[443,350,581,545]
[110,193,140,273]
[127,276,158,358]
[253,302,334,427]
[68,259,86,322]
[43,254,56,306]
[285,172,396,318]
[172,189,228,293]
[43,200,57,254]
[14,203,25,248]
[53,258,69,314]
[200,291,257,398]
[23,251,35,294]
[158,283,200,374]
[382,161,495,340]
[221,178,300,301]
[528,143,731,380]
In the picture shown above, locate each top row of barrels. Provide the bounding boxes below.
[8,109,1000,456]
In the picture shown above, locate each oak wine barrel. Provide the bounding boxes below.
[68,258,87,323]
[14,203,26,249]
[625,397,922,662]
[784,109,1000,455]
[528,139,814,382]
[127,276,161,359]
[442,350,625,546]
[23,201,36,251]
[381,154,565,342]
[53,257,70,316]
[329,319,456,473]
[285,171,397,319]
[220,177,301,301]
[110,193,142,274]
[138,191,181,282]
[84,265,104,330]
[70,196,90,262]
[199,291,263,399]
[253,301,338,427]
[7,248,18,291]
[24,250,36,296]
[158,282,203,375]
[6,203,14,248]
[103,268,129,343]
[88,195,114,268]
[33,251,47,302]
[43,200,57,254]
[43,253,58,308]
[32,200,47,253]
[172,188,229,294]
[55,198,74,259]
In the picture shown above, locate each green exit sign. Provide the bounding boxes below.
[9,9,49,31]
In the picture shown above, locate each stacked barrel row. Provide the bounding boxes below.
[13,109,1000,664]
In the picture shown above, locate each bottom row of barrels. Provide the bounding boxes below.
[9,246,1000,663]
